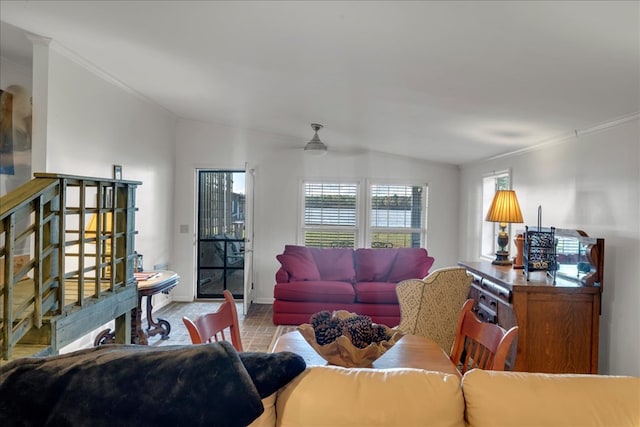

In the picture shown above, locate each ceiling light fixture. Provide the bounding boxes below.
[304,123,328,156]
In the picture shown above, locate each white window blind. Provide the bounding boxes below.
[369,184,427,248]
[302,182,358,248]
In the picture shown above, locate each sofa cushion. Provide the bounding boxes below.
[272,300,400,327]
[309,248,356,282]
[387,248,435,282]
[277,246,321,281]
[247,394,276,427]
[276,366,465,427]
[354,281,399,304]
[275,267,290,284]
[462,369,640,427]
[274,281,356,303]
[354,248,397,282]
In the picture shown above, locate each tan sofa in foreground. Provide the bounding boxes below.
[2,343,637,426]
[251,366,640,427]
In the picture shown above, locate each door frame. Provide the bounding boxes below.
[242,165,255,314]
[195,168,253,309]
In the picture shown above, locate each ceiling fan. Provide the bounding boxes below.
[304,123,328,156]
[292,122,367,158]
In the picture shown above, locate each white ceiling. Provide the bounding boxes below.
[1,1,638,165]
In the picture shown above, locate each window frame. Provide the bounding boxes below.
[299,179,361,248]
[481,170,512,260]
[298,179,428,249]
[366,181,428,248]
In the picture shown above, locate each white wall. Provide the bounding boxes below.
[172,119,460,304]
[40,44,177,274]
[0,56,31,88]
[459,117,640,376]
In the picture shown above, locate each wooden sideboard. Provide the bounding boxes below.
[459,257,602,374]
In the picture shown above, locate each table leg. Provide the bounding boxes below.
[93,310,132,346]
[144,293,172,340]
[131,295,148,345]
[94,328,115,346]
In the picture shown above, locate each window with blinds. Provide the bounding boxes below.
[369,184,427,248]
[481,171,512,259]
[303,182,358,248]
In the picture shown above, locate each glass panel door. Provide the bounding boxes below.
[197,170,245,298]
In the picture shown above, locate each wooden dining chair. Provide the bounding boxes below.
[182,290,243,351]
[449,299,518,374]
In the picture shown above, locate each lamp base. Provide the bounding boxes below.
[492,251,513,266]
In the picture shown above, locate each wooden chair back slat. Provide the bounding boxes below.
[450,299,518,374]
[182,290,243,351]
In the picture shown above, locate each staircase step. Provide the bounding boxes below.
[0,344,52,366]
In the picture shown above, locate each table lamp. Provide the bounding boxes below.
[485,190,523,266]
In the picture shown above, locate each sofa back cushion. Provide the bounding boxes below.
[276,245,321,281]
[276,246,434,284]
[354,248,397,282]
[387,248,435,282]
[309,247,356,282]
[276,366,465,427]
[462,369,640,427]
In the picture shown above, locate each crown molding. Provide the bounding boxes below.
[45,39,174,117]
[466,112,640,166]
[25,33,51,46]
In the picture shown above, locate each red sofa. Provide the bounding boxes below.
[272,245,435,326]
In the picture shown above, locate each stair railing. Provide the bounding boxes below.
[0,173,140,360]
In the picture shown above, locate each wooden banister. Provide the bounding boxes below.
[0,173,141,360]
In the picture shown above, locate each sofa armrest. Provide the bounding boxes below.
[275,267,290,283]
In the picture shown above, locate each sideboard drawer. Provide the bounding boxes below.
[468,284,498,324]
[470,272,483,287]
[478,291,498,313]
[480,277,512,302]
[475,300,497,323]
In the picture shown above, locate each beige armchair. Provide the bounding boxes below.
[396,267,473,352]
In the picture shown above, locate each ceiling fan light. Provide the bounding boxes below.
[304,123,328,156]
[304,140,328,156]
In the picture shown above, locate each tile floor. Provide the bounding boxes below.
[146,301,280,352]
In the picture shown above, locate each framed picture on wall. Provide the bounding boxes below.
[0,89,15,175]
[113,164,122,180]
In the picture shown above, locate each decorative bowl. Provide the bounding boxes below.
[297,310,404,368]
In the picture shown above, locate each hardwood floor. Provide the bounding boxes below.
[147,301,278,352]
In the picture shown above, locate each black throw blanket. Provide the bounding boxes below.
[0,342,306,427]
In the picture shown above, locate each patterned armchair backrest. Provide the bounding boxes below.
[396,267,473,353]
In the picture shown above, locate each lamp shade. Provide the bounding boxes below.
[485,190,524,224]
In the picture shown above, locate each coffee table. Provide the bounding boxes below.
[272,331,461,377]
